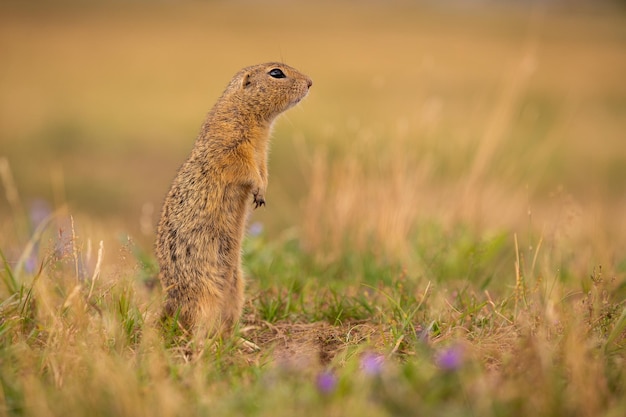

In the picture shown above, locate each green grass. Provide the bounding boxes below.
[1,207,625,416]
[1,1,626,416]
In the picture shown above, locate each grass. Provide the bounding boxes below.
[1,210,625,416]
[1,1,626,416]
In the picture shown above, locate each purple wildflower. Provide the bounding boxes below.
[316,371,337,394]
[360,352,385,376]
[24,254,38,274]
[29,199,52,229]
[24,199,51,275]
[435,344,464,371]
[248,222,263,237]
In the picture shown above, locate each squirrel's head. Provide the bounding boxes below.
[226,62,312,122]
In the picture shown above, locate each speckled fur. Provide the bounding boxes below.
[156,62,312,335]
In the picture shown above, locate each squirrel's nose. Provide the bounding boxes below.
[307,78,313,89]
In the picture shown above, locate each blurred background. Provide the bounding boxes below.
[1,0,625,269]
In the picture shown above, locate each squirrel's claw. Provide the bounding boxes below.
[253,193,265,209]
[253,199,265,209]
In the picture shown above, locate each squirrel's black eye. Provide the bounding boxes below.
[268,68,286,79]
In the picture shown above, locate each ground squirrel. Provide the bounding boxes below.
[155,62,312,335]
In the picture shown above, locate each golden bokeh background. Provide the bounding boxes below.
[1,1,625,260]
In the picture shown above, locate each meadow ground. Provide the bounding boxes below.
[1,1,626,416]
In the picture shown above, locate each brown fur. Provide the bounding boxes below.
[155,62,312,335]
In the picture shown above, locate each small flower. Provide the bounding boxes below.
[24,254,38,274]
[248,222,263,237]
[360,352,385,376]
[316,371,337,394]
[435,344,464,371]
[29,199,52,229]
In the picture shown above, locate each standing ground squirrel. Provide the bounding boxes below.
[156,62,312,335]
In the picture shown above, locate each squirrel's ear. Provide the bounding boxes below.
[241,72,252,89]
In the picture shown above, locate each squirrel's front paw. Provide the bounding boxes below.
[253,190,266,209]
